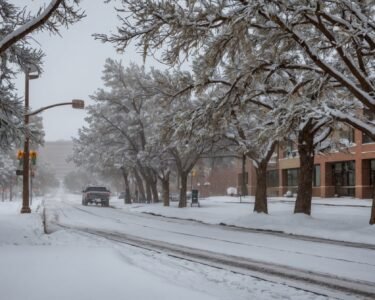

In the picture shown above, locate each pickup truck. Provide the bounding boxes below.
[82,186,110,207]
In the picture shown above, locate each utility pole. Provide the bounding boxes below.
[30,164,33,206]
[21,70,32,213]
[19,66,84,214]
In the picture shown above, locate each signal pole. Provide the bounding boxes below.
[20,70,32,213]
[19,66,84,214]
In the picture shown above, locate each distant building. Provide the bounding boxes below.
[38,140,77,179]
[186,156,239,197]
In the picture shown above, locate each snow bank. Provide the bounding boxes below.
[122,196,375,245]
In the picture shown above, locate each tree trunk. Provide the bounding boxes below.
[176,169,180,193]
[139,168,154,203]
[150,179,159,203]
[241,154,248,196]
[254,162,268,213]
[121,169,131,204]
[9,181,13,201]
[370,181,375,225]
[179,172,188,208]
[134,169,146,202]
[251,141,277,214]
[145,180,152,203]
[125,184,131,204]
[162,176,170,207]
[294,130,315,215]
[144,168,159,203]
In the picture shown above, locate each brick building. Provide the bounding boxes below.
[239,129,375,199]
[186,157,239,197]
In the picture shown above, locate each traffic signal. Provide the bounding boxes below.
[30,150,37,165]
[17,150,24,160]
[17,150,24,165]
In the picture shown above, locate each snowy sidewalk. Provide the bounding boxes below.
[0,200,218,300]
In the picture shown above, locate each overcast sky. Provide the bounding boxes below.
[14,0,156,141]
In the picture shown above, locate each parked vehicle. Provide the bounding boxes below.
[82,186,110,207]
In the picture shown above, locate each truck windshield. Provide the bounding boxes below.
[85,187,108,192]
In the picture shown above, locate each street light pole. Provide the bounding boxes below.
[21,70,33,213]
[20,97,85,213]
[20,66,84,214]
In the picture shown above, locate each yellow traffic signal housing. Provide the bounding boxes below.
[29,151,37,159]
[17,150,24,160]
[30,150,37,165]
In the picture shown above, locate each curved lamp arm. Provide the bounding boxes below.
[26,99,84,116]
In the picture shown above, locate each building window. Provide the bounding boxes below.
[267,170,279,187]
[339,126,355,144]
[283,140,298,158]
[331,161,355,196]
[370,160,375,185]
[332,161,355,186]
[286,168,299,187]
[362,109,375,144]
[362,133,374,144]
[313,165,321,187]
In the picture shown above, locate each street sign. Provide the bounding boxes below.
[16,170,23,176]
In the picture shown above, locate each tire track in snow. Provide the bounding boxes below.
[52,222,375,300]
[68,203,375,265]
[69,202,375,252]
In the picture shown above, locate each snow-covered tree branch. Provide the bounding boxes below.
[0,0,84,149]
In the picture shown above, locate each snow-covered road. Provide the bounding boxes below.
[44,192,375,299]
[1,193,340,300]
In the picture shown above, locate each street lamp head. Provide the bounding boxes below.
[27,64,40,80]
[72,99,85,109]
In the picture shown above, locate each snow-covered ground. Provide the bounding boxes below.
[1,192,374,300]
[124,196,375,245]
